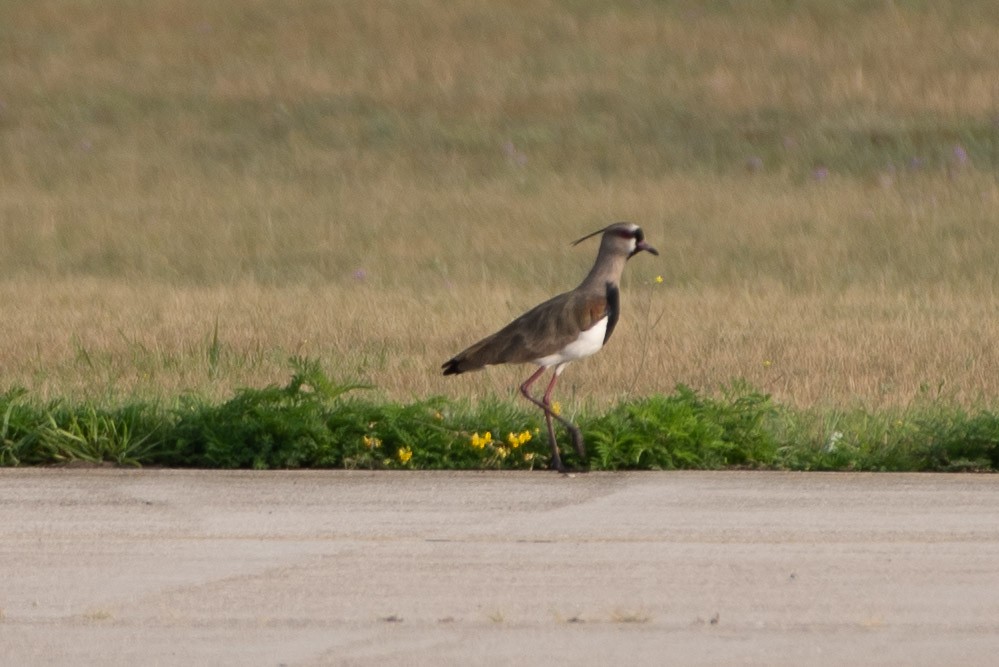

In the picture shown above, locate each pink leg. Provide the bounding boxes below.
[520,367,564,471]
[519,366,586,472]
[542,369,586,460]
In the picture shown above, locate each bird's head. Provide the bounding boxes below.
[571,222,659,259]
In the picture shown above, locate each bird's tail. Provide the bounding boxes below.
[441,357,464,376]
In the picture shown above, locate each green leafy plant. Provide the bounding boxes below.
[585,385,776,470]
[168,358,370,469]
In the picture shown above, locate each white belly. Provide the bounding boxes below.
[533,317,607,368]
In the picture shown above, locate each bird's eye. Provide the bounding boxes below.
[616,228,643,242]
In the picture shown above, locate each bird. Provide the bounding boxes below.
[441,222,659,472]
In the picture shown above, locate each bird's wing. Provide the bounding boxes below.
[442,290,610,373]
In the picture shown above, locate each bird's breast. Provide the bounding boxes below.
[532,316,608,368]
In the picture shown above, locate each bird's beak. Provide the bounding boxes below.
[635,240,659,256]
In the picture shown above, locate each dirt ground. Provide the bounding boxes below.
[1,469,998,666]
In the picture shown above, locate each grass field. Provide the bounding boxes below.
[2,0,999,423]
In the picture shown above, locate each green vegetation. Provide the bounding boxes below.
[3,360,996,471]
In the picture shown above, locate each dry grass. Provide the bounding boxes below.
[1,0,998,409]
[4,271,998,409]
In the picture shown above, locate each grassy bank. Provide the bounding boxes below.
[2,361,996,471]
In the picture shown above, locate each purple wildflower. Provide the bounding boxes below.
[952,145,969,166]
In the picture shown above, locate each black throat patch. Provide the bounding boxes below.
[604,282,620,344]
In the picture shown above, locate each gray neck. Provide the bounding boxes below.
[578,245,628,292]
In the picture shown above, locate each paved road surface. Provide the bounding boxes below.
[1,470,998,665]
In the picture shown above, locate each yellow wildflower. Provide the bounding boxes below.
[470,431,493,449]
[363,435,382,449]
[507,430,532,448]
[654,275,664,284]
[551,401,562,416]
[398,446,413,464]
[497,446,509,459]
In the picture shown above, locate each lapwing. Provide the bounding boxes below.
[442,222,659,472]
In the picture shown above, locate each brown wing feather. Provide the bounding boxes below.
[441,291,608,374]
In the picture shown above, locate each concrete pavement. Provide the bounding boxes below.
[1,470,998,665]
